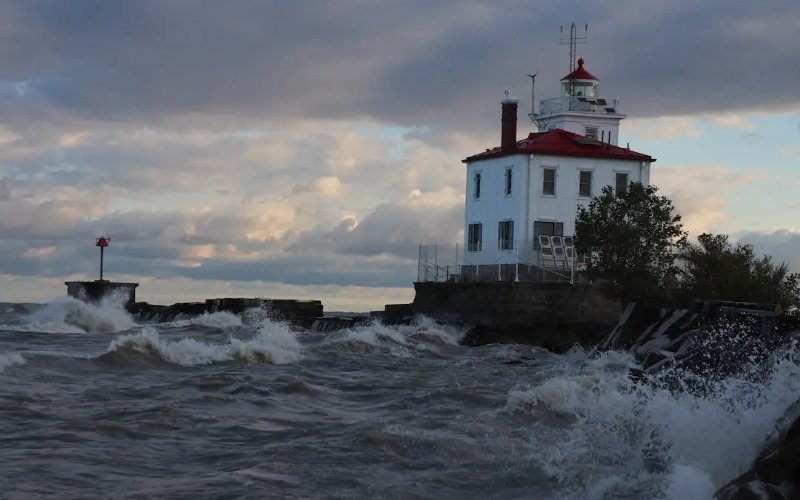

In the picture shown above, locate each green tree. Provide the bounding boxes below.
[676,233,800,311]
[575,182,688,306]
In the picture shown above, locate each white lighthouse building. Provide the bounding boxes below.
[460,58,654,282]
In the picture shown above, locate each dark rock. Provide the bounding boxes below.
[716,481,793,500]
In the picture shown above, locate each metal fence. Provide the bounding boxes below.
[417,237,592,284]
[416,244,462,282]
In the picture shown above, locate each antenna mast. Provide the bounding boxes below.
[560,22,588,74]
[527,72,538,126]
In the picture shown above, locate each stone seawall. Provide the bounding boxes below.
[126,298,324,327]
[410,282,620,351]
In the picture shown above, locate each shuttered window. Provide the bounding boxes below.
[498,220,514,250]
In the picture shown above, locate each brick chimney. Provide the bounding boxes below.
[501,90,519,152]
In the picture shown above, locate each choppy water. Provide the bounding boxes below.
[1,298,799,499]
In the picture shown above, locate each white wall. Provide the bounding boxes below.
[463,154,528,266]
[463,153,650,266]
[529,155,649,237]
[538,113,622,146]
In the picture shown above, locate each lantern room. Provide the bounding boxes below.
[560,58,599,97]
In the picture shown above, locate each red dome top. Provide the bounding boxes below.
[560,58,599,81]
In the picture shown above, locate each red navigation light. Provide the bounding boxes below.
[96,236,110,248]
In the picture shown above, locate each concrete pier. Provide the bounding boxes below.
[65,280,140,306]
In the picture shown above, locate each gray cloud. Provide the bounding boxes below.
[736,230,800,272]
[0,178,10,199]
[0,0,798,134]
[290,201,463,259]
[1,0,799,303]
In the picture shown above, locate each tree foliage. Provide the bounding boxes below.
[575,182,688,306]
[676,233,800,312]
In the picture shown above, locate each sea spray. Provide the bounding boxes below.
[501,343,800,499]
[21,296,135,334]
[0,352,25,373]
[158,311,244,330]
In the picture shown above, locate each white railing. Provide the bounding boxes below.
[538,96,621,116]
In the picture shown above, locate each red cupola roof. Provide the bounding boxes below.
[560,58,599,81]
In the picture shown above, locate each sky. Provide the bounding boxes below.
[1,0,799,311]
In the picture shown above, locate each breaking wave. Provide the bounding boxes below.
[319,317,464,356]
[501,344,800,499]
[158,311,243,330]
[100,320,301,367]
[17,297,135,334]
[0,352,25,373]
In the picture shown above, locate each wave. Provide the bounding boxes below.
[0,352,25,374]
[14,296,135,334]
[100,320,302,367]
[319,317,465,356]
[500,342,800,499]
[157,311,244,330]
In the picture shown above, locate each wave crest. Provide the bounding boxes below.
[0,352,25,373]
[500,345,800,498]
[101,322,301,367]
[320,317,465,355]
[19,297,135,334]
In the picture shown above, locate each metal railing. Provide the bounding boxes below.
[417,239,592,285]
[538,96,621,116]
[417,244,461,283]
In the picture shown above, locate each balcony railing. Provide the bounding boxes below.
[538,96,621,117]
[417,238,592,285]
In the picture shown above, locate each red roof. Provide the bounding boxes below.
[463,128,655,163]
[561,58,599,81]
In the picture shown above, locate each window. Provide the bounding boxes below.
[540,221,556,236]
[542,168,556,196]
[467,223,482,252]
[584,127,598,140]
[533,220,564,249]
[498,220,514,250]
[504,167,512,196]
[473,172,481,199]
[615,172,629,196]
[579,171,592,197]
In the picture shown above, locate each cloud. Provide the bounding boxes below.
[704,114,754,130]
[626,117,705,141]
[734,229,800,272]
[0,178,10,199]
[1,0,800,308]
[0,0,798,133]
[0,117,466,304]
[652,164,768,235]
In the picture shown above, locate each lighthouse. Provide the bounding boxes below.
[460,58,654,283]
[534,57,625,146]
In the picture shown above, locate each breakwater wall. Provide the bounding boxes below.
[66,280,139,306]
[127,298,325,328]
[407,281,621,351]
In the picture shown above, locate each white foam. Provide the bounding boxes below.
[326,316,464,352]
[663,463,716,500]
[0,352,25,373]
[160,311,243,330]
[106,320,301,366]
[501,346,800,498]
[19,296,135,334]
